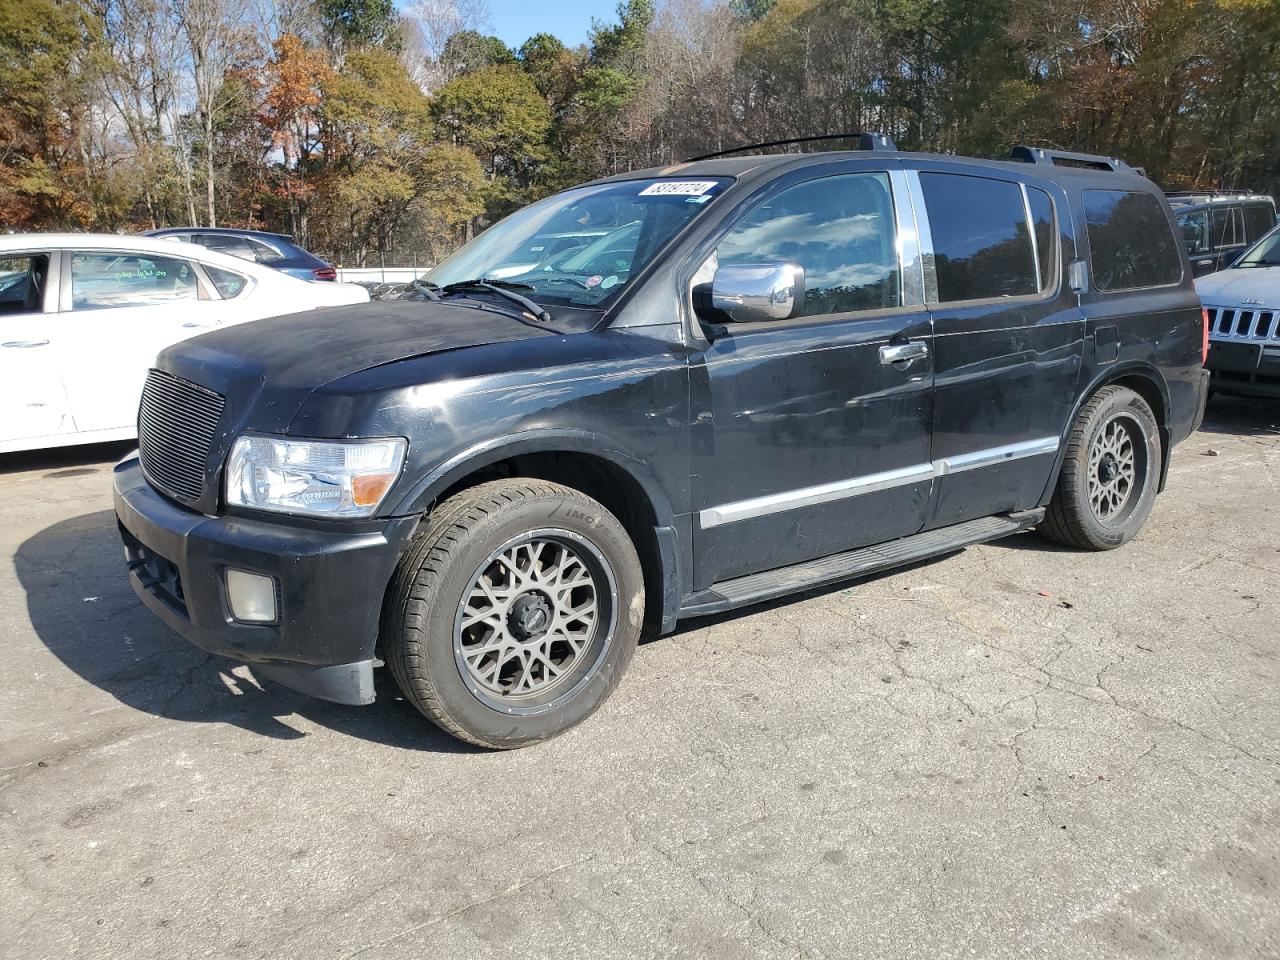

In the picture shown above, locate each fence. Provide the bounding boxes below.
[330,251,434,286]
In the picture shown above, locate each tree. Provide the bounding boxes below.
[0,0,102,227]
[261,34,333,239]
[314,48,483,263]
[171,0,257,225]
[441,30,515,76]
[430,63,551,216]
[316,0,401,54]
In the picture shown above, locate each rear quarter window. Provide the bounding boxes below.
[1083,190,1182,292]
[1244,203,1276,244]
[205,265,249,298]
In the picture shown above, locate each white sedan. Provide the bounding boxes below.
[0,233,369,453]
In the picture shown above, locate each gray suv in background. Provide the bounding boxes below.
[1170,192,1276,276]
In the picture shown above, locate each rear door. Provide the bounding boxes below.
[56,249,223,433]
[1211,205,1246,272]
[910,166,1084,528]
[0,251,73,446]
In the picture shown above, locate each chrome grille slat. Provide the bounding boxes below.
[1204,303,1279,345]
[137,369,225,504]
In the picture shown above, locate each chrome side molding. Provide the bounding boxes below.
[699,436,1060,529]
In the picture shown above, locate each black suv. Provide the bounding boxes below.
[1169,192,1277,276]
[114,138,1209,749]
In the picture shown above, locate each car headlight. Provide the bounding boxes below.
[225,436,407,518]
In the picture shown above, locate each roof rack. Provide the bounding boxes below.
[684,132,897,163]
[1165,190,1262,202]
[1009,146,1144,177]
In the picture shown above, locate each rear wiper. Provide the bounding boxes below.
[441,278,552,322]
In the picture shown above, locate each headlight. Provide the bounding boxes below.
[225,436,407,518]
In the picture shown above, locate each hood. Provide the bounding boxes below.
[155,299,558,436]
[1195,267,1280,308]
[160,298,556,393]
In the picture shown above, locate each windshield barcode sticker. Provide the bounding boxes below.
[639,181,719,197]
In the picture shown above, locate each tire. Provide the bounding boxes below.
[1040,385,1161,551]
[382,479,644,749]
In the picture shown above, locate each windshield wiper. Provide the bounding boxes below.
[408,277,441,300]
[441,277,552,322]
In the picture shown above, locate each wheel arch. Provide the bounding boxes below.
[1040,363,1173,505]
[389,431,683,634]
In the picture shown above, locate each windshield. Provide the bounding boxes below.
[426,177,731,308]
[1234,225,1280,267]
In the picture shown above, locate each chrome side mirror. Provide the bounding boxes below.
[711,262,804,322]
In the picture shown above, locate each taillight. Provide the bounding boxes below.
[1201,307,1210,364]
[313,267,337,281]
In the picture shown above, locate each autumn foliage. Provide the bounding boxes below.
[1,0,1277,265]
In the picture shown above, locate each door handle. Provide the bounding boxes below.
[879,341,928,365]
[182,322,213,329]
[2,339,50,348]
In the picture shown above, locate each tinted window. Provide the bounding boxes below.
[71,253,199,310]
[1244,204,1275,244]
[1210,207,1239,249]
[1177,210,1209,254]
[1083,191,1182,291]
[196,234,256,261]
[715,172,900,316]
[1027,187,1056,290]
[206,265,248,298]
[245,237,285,263]
[0,254,49,316]
[920,174,1037,301]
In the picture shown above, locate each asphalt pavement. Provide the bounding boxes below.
[1,397,1278,959]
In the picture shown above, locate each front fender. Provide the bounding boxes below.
[387,428,680,530]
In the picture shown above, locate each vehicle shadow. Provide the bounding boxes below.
[15,509,480,753]
[1197,394,1280,437]
[0,440,136,476]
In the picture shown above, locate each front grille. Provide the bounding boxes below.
[137,369,225,504]
[1206,305,1278,342]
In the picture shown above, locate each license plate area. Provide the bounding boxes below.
[1208,340,1262,373]
[120,523,188,619]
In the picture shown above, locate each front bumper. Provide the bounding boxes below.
[1207,340,1280,398]
[113,456,418,705]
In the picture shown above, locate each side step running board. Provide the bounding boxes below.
[678,509,1044,619]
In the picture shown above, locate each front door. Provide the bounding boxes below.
[911,168,1084,528]
[691,169,935,588]
[0,251,74,446]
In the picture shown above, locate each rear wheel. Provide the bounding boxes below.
[383,479,644,749]
[1040,386,1161,550]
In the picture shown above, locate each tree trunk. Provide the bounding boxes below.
[204,109,216,227]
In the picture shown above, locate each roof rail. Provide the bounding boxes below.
[684,132,897,163]
[1165,189,1260,201]
[1009,145,1143,176]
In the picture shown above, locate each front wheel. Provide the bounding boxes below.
[1040,385,1161,551]
[383,479,644,749]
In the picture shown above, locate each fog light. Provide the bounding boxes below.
[225,569,277,623]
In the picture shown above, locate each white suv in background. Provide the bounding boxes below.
[1197,225,1280,399]
[0,234,369,453]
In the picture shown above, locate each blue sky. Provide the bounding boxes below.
[479,0,622,50]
